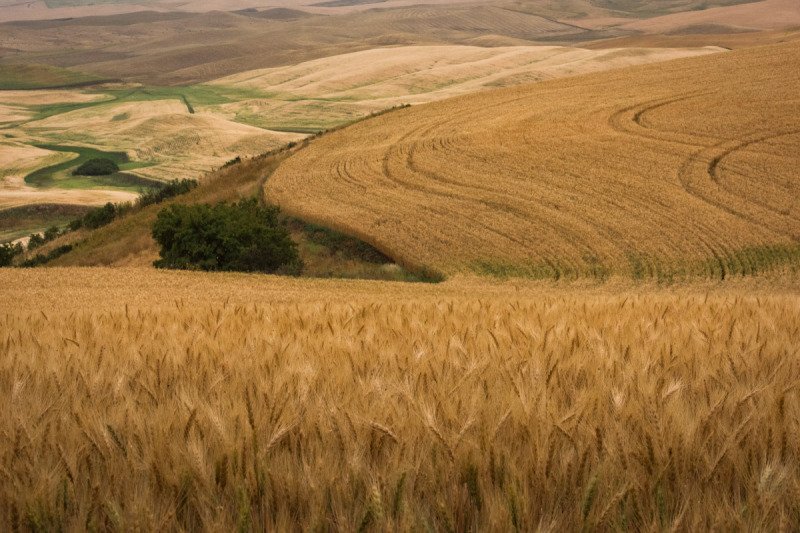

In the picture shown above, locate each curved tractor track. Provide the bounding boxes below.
[267,40,800,279]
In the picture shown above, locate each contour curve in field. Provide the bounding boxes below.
[266,39,800,279]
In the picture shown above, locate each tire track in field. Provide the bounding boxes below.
[708,130,800,223]
[611,93,799,273]
[383,104,615,274]
[603,93,745,270]
[607,92,717,148]
[678,130,800,242]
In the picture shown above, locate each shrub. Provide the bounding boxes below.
[222,156,242,168]
[299,220,390,264]
[19,244,73,268]
[136,179,198,208]
[152,199,301,274]
[0,242,23,267]
[27,232,46,250]
[68,218,83,231]
[73,158,120,176]
[43,226,60,241]
[83,202,117,229]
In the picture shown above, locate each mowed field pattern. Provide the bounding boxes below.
[267,40,800,279]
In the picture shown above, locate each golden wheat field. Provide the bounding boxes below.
[211,45,720,129]
[266,39,800,280]
[0,267,798,530]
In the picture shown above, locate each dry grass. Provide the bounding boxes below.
[619,0,800,33]
[0,90,109,106]
[14,99,304,182]
[267,40,800,279]
[0,267,799,530]
[212,45,720,130]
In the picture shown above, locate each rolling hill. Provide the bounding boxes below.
[2,0,783,86]
[0,6,609,85]
[266,38,800,279]
[211,44,721,130]
[618,0,800,33]
[0,42,717,232]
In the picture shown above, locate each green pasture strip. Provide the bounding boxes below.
[0,64,104,91]
[25,144,157,191]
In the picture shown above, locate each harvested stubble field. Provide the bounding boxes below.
[267,39,800,280]
[211,44,720,130]
[0,267,799,530]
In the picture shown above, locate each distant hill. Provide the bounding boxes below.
[1,1,788,85]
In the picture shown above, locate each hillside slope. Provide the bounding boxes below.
[0,6,606,85]
[211,44,721,129]
[266,39,800,279]
[618,0,800,33]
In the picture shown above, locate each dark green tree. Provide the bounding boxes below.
[0,242,23,267]
[152,199,301,274]
[27,232,45,250]
[73,158,119,176]
[83,203,117,229]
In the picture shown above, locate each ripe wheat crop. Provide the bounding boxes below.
[1,267,799,530]
[267,39,800,280]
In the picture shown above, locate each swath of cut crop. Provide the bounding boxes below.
[267,40,800,279]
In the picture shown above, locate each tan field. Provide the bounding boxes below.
[0,267,798,529]
[0,0,480,23]
[619,0,800,33]
[0,103,29,123]
[0,142,71,186]
[0,186,137,210]
[2,2,800,531]
[0,43,719,213]
[267,39,800,279]
[584,27,800,51]
[212,44,721,128]
[0,89,109,124]
[16,99,304,181]
[0,6,597,86]
[0,90,109,106]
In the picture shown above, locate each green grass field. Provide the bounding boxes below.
[22,84,269,123]
[0,64,104,90]
[25,144,158,191]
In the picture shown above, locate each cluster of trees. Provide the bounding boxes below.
[2,178,198,268]
[27,225,63,251]
[18,245,73,267]
[0,242,24,267]
[72,158,120,176]
[137,179,197,208]
[152,199,300,274]
[66,179,198,232]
